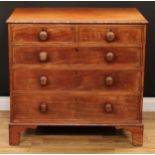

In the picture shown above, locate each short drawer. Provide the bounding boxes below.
[12,46,141,68]
[13,69,140,93]
[11,24,76,43]
[79,25,143,47]
[12,93,139,124]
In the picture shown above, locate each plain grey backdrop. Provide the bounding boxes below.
[0,1,154,96]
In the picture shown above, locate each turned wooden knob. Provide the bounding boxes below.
[104,76,114,86]
[106,31,115,42]
[39,30,48,41]
[105,52,115,62]
[39,75,48,86]
[104,103,113,113]
[39,103,48,113]
[38,51,48,62]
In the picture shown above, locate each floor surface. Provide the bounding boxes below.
[0,112,155,153]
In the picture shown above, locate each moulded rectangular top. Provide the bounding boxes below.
[7,8,148,24]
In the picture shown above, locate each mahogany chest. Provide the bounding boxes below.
[7,8,148,146]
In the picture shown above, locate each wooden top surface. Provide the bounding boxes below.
[7,8,148,24]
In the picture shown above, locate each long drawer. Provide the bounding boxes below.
[12,46,141,69]
[12,69,140,93]
[12,93,140,124]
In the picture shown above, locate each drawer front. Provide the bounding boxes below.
[13,46,141,68]
[12,94,139,124]
[12,24,75,43]
[79,25,142,47]
[13,69,140,93]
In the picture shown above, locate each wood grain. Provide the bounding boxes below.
[12,24,76,43]
[79,25,143,47]
[116,125,143,146]
[9,125,37,145]
[7,8,147,146]
[11,93,139,124]
[1,112,155,153]
[12,69,141,92]
[10,24,143,47]
[7,8,148,24]
[12,47,142,68]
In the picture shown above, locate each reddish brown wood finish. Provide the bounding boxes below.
[8,8,147,146]
[116,125,144,146]
[12,47,141,68]
[9,125,37,145]
[13,69,141,92]
[79,25,143,47]
[11,94,139,124]
[12,24,76,43]
[7,8,147,24]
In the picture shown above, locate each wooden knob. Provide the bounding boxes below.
[105,52,115,62]
[104,103,113,113]
[104,76,114,86]
[38,51,48,62]
[39,75,48,86]
[106,31,115,42]
[39,103,48,113]
[39,30,48,41]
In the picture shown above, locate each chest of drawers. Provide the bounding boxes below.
[7,8,148,146]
